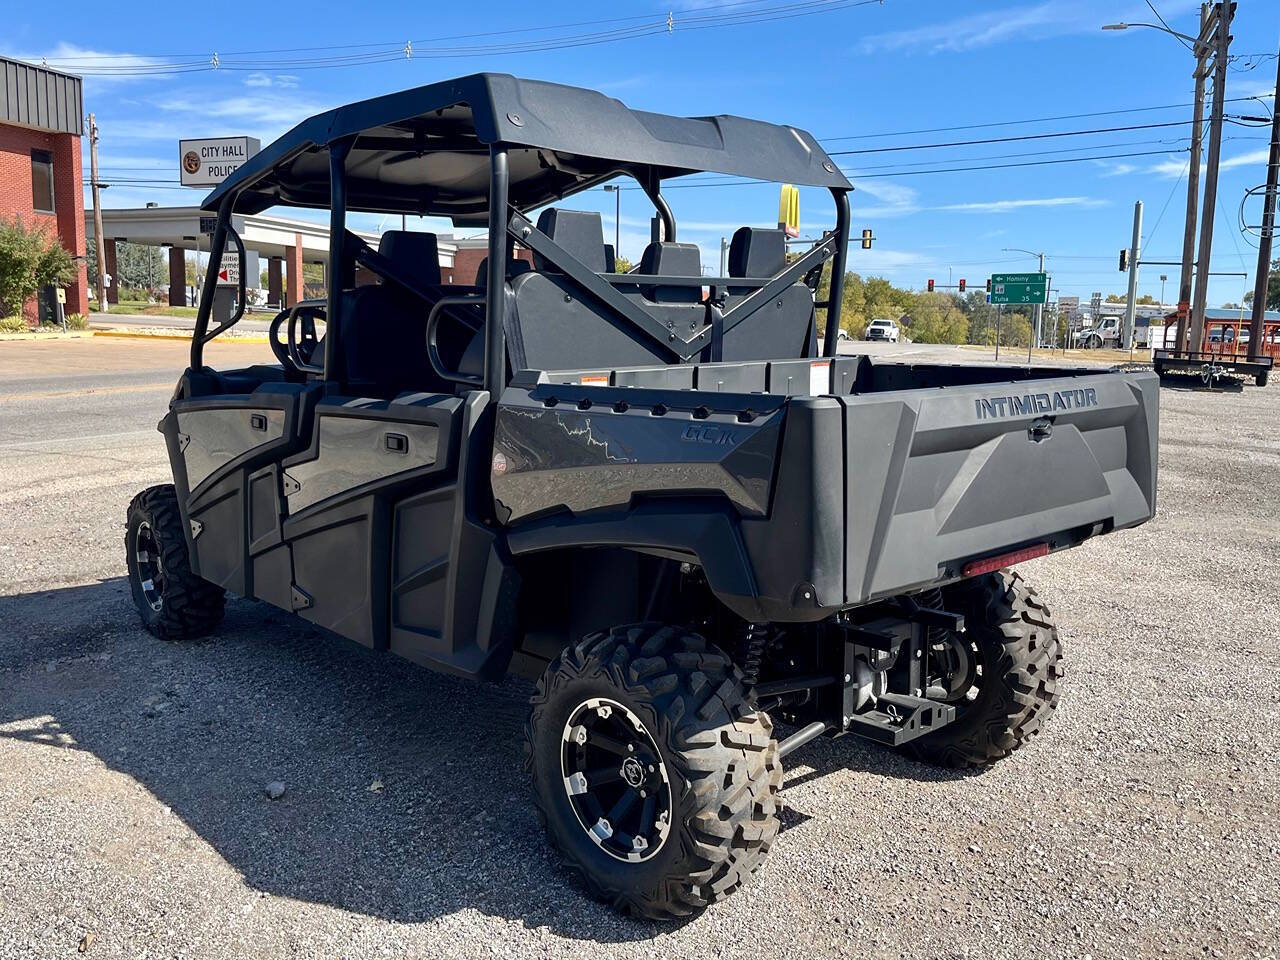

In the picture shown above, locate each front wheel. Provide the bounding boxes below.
[526,624,782,919]
[906,571,1063,769]
[126,484,225,641]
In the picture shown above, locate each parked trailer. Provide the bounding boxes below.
[1154,319,1277,386]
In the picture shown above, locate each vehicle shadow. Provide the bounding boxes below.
[0,578,946,940]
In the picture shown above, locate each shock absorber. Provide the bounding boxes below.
[735,622,771,689]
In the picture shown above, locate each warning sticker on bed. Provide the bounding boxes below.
[580,374,609,385]
[809,361,830,396]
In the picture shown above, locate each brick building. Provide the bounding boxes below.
[0,57,89,323]
[450,235,534,286]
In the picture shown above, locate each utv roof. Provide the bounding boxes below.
[202,72,852,218]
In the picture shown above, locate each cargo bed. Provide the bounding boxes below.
[493,354,1159,622]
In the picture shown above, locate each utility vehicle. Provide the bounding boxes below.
[125,74,1159,919]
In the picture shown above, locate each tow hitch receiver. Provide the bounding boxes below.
[768,601,963,752]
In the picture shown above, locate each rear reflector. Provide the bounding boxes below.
[962,543,1050,577]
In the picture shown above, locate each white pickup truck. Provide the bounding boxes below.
[1074,314,1154,350]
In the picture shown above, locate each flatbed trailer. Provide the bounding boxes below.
[1154,319,1277,386]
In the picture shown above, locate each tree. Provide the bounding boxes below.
[1104,293,1125,303]
[1265,257,1280,312]
[998,311,1033,347]
[905,291,969,344]
[613,254,634,274]
[0,216,75,317]
[87,238,169,296]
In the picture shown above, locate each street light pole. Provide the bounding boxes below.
[1124,200,1143,352]
[1103,6,1223,353]
[1189,1,1235,357]
[603,184,621,262]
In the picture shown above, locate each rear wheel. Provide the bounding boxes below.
[1257,370,1269,387]
[906,571,1063,769]
[526,624,781,919]
[126,484,225,641]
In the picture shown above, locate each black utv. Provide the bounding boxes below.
[126,74,1159,919]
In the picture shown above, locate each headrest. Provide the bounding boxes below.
[639,241,701,278]
[475,256,531,288]
[638,241,702,304]
[534,208,607,273]
[378,231,441,285]
[728,227,786,279]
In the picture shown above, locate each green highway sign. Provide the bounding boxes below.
[989,272,1047,306]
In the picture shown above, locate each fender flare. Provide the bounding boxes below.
[503,502,766,622]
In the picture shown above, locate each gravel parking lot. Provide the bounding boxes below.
[1,337,1277,960]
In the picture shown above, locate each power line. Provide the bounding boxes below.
[852,148,1177,180]
[36,0,883,75]
[829,119,1200,156]
[819,96,1262,142]
[1144,0,1194,53]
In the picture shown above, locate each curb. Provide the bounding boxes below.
[0,330,95,341]
[91,329,270,344]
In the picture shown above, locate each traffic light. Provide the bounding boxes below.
[986,278,992,293]
[1119,248,1128,272]
[959,278,966,293]
[927,278,935,292]
[861,228,873,250]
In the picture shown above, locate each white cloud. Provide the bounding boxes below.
[1097,162,1138,177]
[1220,148,1271,172]
[1,43,173,84]
[1151,156,1191,178]
[849,178,921,217]
[859,0,1201,55]
[936,196,1107,213]
[244,73,300,89]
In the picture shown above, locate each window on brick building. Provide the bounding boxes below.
[31,150,55,213]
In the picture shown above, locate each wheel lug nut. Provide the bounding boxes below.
[627,744,635,752]
[647,764,655,772]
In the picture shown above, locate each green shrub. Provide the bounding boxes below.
[0,216,75,316]
[0,314,31,333]
[64,312,89,330]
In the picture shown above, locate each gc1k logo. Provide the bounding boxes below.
[681,423,738,445]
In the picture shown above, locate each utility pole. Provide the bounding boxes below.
[1189,1,1235,355]
[719,236,729,276]
[1175,3,1212,353]
[1247,39,1280,360]
[88,113,108,314]
[1124,201,1143,351]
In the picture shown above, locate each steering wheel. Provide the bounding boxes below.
[267,300,326,373]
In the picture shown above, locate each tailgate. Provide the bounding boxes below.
[841,371,1159,604]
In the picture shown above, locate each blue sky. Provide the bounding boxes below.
[5,0,1279,305]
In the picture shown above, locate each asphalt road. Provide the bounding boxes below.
[1,337,1277,960]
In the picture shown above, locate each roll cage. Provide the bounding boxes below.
[191,72,853,392]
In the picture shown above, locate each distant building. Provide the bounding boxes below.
[0,56,88,321]
[449,235,535,285]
